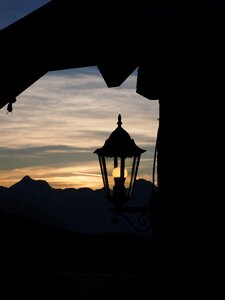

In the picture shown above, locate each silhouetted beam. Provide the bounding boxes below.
[0,0,139,109]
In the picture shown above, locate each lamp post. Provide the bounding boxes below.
[94,115,150,233]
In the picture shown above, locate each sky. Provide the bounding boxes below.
[0,0,159,190]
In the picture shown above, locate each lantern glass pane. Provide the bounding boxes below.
[105,157,114,197]
[123,157,133,194]
[102,156,140,203]
[128,156,140,198]
[98,155,110,198]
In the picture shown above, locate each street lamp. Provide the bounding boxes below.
[94,114,146,210]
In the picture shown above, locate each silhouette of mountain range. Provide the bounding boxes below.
[0,176,154,236]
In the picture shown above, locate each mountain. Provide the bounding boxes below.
[0,176,64,229]
[11,175,51,190]
[0,176,155,237]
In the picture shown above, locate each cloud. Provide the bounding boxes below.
[0,145,96,170]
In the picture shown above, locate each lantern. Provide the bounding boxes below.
[94,114,146,209]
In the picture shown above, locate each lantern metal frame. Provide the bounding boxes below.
[94,114,146,210]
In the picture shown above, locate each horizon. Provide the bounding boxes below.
[0,174,153,191]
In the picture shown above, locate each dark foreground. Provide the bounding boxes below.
[0,210,158,299]
[0,272,155,299]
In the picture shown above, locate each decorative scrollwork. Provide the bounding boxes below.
[111,212,151,233]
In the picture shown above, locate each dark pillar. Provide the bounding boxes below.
[156,38,223,298]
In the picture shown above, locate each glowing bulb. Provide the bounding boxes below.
[112,167,128,178]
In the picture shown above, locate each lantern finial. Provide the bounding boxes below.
[117,114,122,127]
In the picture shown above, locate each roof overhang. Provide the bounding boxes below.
[0,0,225,110]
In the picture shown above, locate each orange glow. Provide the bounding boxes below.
[0,164,103,189]
[112,167,128,178]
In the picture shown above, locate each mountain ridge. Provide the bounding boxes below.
[10,175,52,190]
[2,175,152,191]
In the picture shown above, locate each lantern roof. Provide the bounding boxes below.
[94,115,146,158]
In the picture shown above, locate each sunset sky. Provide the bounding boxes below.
[0,0,159,189]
